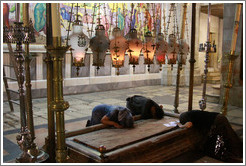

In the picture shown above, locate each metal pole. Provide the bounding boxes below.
[199,3,211,111]
[173,3,187,113]
[221,4,242,115]
[188,3,196,111]
[43,3,56,162]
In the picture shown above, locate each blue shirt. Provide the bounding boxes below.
[90,104,126,126]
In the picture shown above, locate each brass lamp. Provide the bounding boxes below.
[178,39,189,66]
[166,34,179,70]
[68,3,89,76]
[110,27,128,75]
[127,28,143,72]
[68,22,89,76]
[89,24,110,72]
[156,33,168,71]
[142,31,156,72]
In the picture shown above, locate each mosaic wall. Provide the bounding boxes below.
[3,3,168,44]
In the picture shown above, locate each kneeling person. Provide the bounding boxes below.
[86,104,134,128]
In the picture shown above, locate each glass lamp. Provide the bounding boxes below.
[156,33,168,71]
[89,24,110,72]
[142,31,156,72]
[68,21,89,76]
[127,28,143,71]
[178,39,189,65]
[110,27,128,75]
[166,34,179,70]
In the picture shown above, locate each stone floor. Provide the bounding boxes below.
[2,84,244,163]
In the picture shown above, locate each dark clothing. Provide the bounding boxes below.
[180,110,242,162]
[180,110,219,131]
[126,95,164,119]
[88,104,133,128]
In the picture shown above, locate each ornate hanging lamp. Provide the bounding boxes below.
[68,3,90,76]
[156,4,168,71]
[142,31,155,72]
[126,3,143,72]
[166,4,179,70]
[110,4,128,75]
[89,3,110,73]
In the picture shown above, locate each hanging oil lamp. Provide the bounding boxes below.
[110,4,128,75]
[179,39,189,66]
[126,3,143,72]
[68,3,89,76]
[127,28,143,72]
[89,3,110,73]
[167,34,179,70]
[142,31,155,72]
[156,33,168,71]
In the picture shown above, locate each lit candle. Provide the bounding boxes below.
[51,3,61,46]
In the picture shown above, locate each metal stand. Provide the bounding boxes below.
[199,3,211,111]
[221,4,242,115]
[47,45,70,163]
[173,3,187,114]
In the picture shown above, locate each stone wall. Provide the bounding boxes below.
[220,4,243,107]
[3,44,162,101]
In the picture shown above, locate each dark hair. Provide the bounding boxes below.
[179,112,190,125]
[151,100,164,119]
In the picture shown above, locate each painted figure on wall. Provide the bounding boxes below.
[3,3,9,27]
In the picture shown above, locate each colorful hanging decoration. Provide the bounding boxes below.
[89,3,110,73]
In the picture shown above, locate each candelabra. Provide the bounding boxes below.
[4,21,48,162]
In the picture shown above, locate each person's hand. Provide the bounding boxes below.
[177,122,193,128]
[114,123,123,129]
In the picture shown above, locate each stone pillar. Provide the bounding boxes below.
[65,52,71,78]
[36,53,43,80]
[89,53,95,77]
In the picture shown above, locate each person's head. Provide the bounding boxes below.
[118,107,134,128]
[179,112,190,125]
[150,101,164,119]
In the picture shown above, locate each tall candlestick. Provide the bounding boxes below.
[51,3,61,47]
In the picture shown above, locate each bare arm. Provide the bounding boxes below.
[101,115,123,128]
[177,121,193,129]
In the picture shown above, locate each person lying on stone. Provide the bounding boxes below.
[86,104,134,129]
[126,95,164,119]
[178,110,243,162]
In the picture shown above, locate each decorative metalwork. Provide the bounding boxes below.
[4,20,48,162]
[110,4,128,75]
[90,4,110,74]
[173,3,188,114]
[199,3,213,111]
[143,31,155,72]
[67,3,89,76]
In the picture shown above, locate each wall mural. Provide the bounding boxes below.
[3,3,164,44]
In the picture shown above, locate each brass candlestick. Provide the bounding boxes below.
[47,45,70,163]
[221,4,242,115]
[43,3,56,162]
